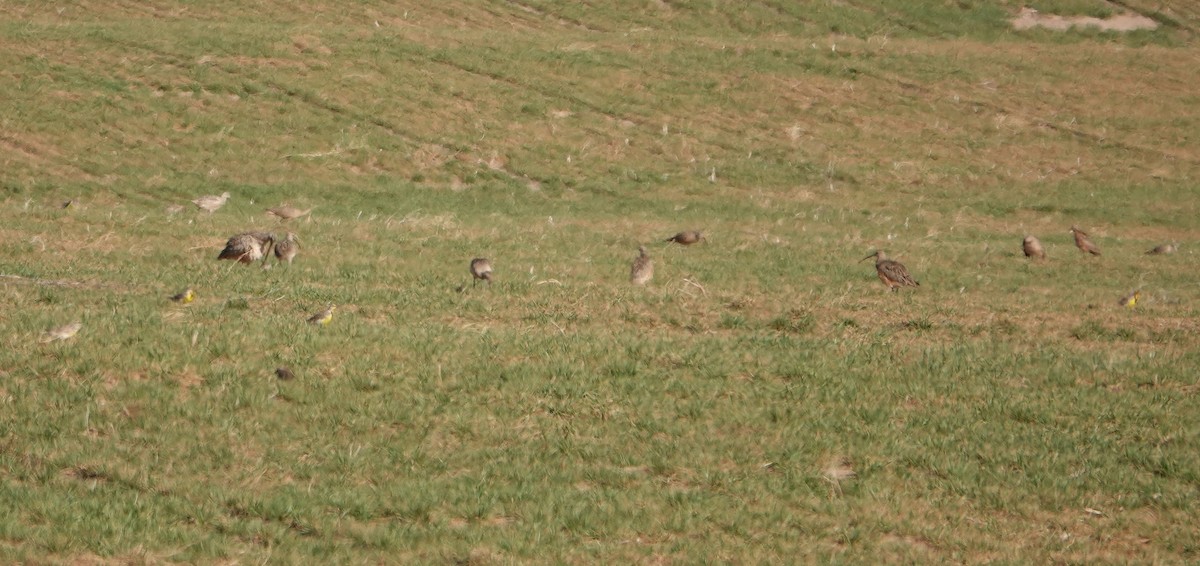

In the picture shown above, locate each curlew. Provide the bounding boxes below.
[170,288,195,304]
[42,321,83,343]
[266,205,313,221]
[1118,289,1141,309]
[1069,226,1101,256]
[630,245,654,285]
[1022,235,1046,260]
[218,231,275,265]
[308,305,336,325]
[665,230,705,246]
[192,192,231,214]
[1146,243,1177,255]
[861,250,919,292]
[273,232,300,265]
[469,258,493,287]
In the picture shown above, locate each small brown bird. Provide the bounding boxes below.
[218,231,275,264]
[1118,289,1140,309]
[275,367,296,380]
[665,231,705,246]
[861,250,919,292]
[273,232,300,265]
[630,246,654,285]
[469,258,493,286]
[1022,235,1046,260]
[1069,226,1101,256]
[1146,243,1177,255]
[42,321,83,343]
[192,192,231,214]
[266,206,313,221]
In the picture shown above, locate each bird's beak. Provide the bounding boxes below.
[859,253,875,262]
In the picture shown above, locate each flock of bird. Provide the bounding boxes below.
[39,193,1176,344]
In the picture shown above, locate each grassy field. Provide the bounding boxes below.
[2,1,1199,563]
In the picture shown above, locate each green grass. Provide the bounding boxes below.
[2,1,1199,563]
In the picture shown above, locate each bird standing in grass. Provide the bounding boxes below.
[861,250,919,292]
[469,258,493,287]
[170,288,195,304]
[275,367,296,380]
[42,321,82,343]
[1118,290,1141,309]
[308,305,336,325]
[192,192,231,214]
[1070,226,1101,256]
[266,206,313,222]
[1022,235,1046,260]
[218,232,275,264]
[665,230,705,246]
[1146,243,1177,255]
[630,246,654,285]
[274,232,300,266]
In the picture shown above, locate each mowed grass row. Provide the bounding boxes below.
[3,1,1200,563]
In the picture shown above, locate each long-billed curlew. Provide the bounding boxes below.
[1022,235,1046,260]
[861,250,919,292]
[274,232,300,265]
[665,230,705,246]
[192,192,231,214]
[1118,289,1141,309]
[1069,226,1101,256]
[170,288,195,304]
[42,321,82,343]
[218,231,275,265]
[308,305,336,325]
[266,206,313,221]
[469,258,493,287]
[1146,243,1177,255]
[630,246,654,285]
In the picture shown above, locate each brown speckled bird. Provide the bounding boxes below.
[266,206,312,221]
[192,192,231,214]
[1022,235,1046,260]
[665,230,705,245]
[630,246,654,285]
[469,258,493,287]
[1146,243,1177,255]
[218,231,275,264]
[861,250,919,292]
[1070,226,1101,256]
[273,232,300,265]
[42,321,83,343]
[275,367,295,380]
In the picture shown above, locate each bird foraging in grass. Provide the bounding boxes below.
[218,232,275,265]
[192,192,231,214]
[1069,226,1101,256]
[275,367,296,380]
[170,288,195,304]
[307,305,336,325]
[665,230,704,246]
[42,321,82,343]
[1022,235,1046,260]
[630,246,654,285]
[861,250,919,292]
[469,258,493,287]
[273,232,300,266]
[266,206,312,221]
[1146,243,1177,255]
[1118,289,1141,309]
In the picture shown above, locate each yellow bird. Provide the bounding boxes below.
[307,305,336,325]
[170,288,195,304]
[1118,290,1140,309]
